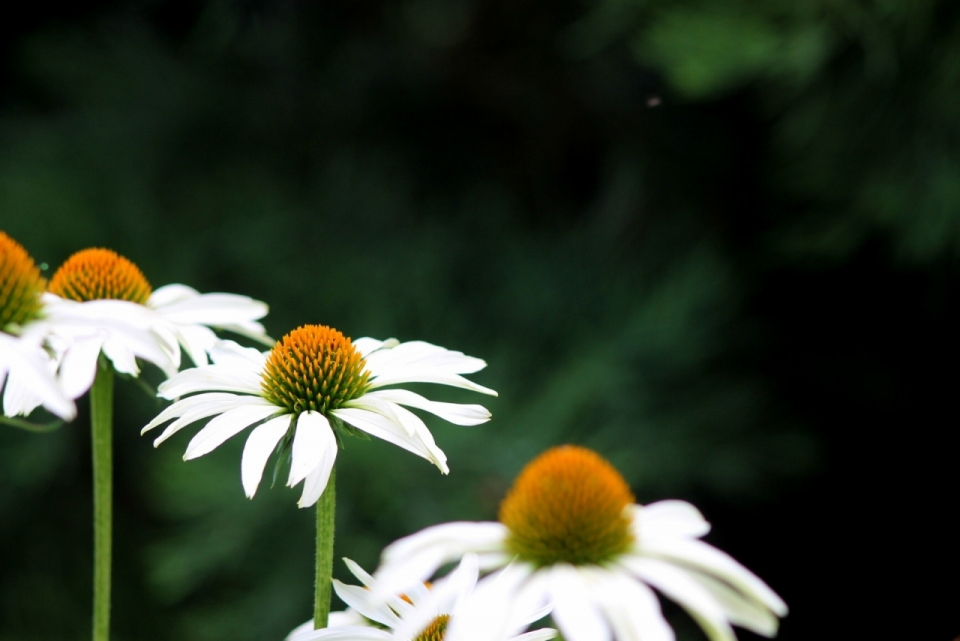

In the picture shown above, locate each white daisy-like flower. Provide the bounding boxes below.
[0,231,75,420]
[372,445,788,641]
[20,247,270,401]
[141,325,496,507]
[286,554,556,641]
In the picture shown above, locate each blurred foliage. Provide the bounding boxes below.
[1,0,958,640]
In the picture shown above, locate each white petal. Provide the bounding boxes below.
[241,415,293,498]
[2,371,42,418]
[183,404,282,459]
[296,423,338,508]
[366,368,497,396]
[641,538,787,616]
[58,335,105,400]
[548,565,611,641]
[153,291,268,326]
[209,339,269,368]
[147,284,200,307]
[172,324,218,367]
[596,571,674,641]
[625,557,735,641]
[153,396,274,447]
[341,394,406,433]
[332,580,402,628]
[511,631,559,641]
[688,570,780,637]
[158,364,263,399]
[288,411,334,488]
[287,627,387,641]
[351,337,396,358]
[373,402,449,473]
[637,501,711,540]
[445,561,534,641]
[143,392,244,432]
[331,407,447,473]
[0,334,75,420]
[362,389,491,426]
[101,337,140,376]
[363,340,487,376]
[374,522,508,600]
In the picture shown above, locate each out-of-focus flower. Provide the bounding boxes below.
[286,554,555,641]
[374,445,788,641]
[22,247,270,400]
[0,231,75,420]
[142,326,496,507]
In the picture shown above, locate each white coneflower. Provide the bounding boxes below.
[287,554,556,641]
[143,326,496,507]
[374,445,788,641]
[0,231,74,420]
[24,247,271,400]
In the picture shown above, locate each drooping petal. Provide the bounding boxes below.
[0,333,75,420]
[183,404,282,460]
[445,560,536,641]
[362,389,491,426]
[640,538,787,616]
[287,411,334,488]
[623,557,736,641]
[152,396,275,447]
[296,419,338,508]
[143,392,244,432]
[171,324,218,368]
[686,569,781,637]
[58,335,105,400]
[548,565,611,641]
[596,571,674,641]
[101,337,140,377]
[331,407,447,472]
[241,414,293,498]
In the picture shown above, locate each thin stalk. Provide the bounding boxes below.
[90,360,114,641]
[313,468,336,629]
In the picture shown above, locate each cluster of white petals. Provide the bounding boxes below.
[373,501,787,641]
[286,554,556,641]
[143,337,496,508]
[10,286,270,416]
[0,330,76,420]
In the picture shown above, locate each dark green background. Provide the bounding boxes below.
[1,1,957,639]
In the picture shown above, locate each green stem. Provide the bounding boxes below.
[313,467,336,629]
[91,361,114,641]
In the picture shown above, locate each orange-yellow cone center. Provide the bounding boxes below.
[500,445,636,567]
[0,232,46,330]
[48,248,152,304]
[413,614,450,641]
[261,325,370,415]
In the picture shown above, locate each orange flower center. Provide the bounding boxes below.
[260,325,370,415]
[499,445,636,567]
[48,248,151,304]
[0,232,46,330]
[413,614,450,641]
